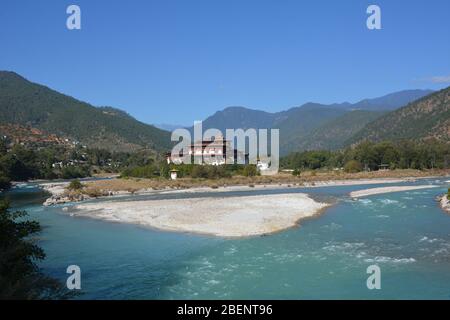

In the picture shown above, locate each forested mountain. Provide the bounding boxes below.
[0,71,171,152]
[349,86,450,144]
[344,89,434,111]
[194,90,432,155]
[291,110,385,151]
[1,70,441,156]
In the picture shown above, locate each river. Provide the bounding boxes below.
[4,178,450,299]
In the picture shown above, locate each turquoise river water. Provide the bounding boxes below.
[3,177,450,299]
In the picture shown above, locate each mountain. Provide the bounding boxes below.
[195,90,433,155]
[343,89,434,111]
[292,110,386,151]
[275,104,348,154]
[348,86,450,144]
[197,106,277,133]
[153,123,187,132]
[0,71,171,152]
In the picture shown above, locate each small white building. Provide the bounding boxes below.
[257,159,269,171]
[170,169,179,180]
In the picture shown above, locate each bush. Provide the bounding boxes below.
[191,165,209,179]
[344,160,363,173]
[61,166,90,179]
[68,179,83,191]
[121,164,158,179]
[159,164,170,179]
[0,200,68,299]
[292,169,301,176]
[84,188,108,198]
[0,175,11,190]
[191,165,232,179]
[242,165,258,177]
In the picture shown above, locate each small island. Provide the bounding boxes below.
[440,188,450,214]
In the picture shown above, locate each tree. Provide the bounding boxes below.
[68,179,83,191]
[344,160,363,173]
[0,200,69,299]
[0,175,11,190]
[0,138,7,156]
[159,163,170,179]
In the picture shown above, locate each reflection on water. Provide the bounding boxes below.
[3,178,450,299]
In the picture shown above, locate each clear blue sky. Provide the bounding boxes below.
[0,0,449,125]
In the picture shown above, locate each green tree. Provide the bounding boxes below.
[0,175,11,190]
[0,200,69,299]
[159,163,170,179]
[68,179,83,191]
[344,160,363,173]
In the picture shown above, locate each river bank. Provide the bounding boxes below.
[39,169,450,206]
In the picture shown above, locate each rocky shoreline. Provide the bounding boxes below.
[440,195,450,213]
[43,193,91,206]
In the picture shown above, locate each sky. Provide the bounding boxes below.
[0,0,449,126]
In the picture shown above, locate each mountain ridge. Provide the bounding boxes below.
[0,71,172,153]
[0,71,442,156]
[193,89,434,155]
[348,86,450,145]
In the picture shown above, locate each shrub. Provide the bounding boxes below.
[0,175,11,190]
[121,164,158,179]
[61,166,90,179]
[0,200,68,299]
[190,165,232,179]
[344,160,363,173]
[68,179,83,191]
[292,169,301,176]
[191,165,209,179]
[242,165,258,177]
[83,188,107,198]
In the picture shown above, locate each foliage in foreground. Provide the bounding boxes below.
[0,200,69,299]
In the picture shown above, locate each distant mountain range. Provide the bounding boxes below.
[194,89,435,154]
[348,86,450,144]
[153,123,187,132]
[0,71,171,153]
[0,70,446,156]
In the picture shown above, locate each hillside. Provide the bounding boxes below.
[346,89,434,111]
[195,106,277,133]
[291,110,385,151]
[349,86,450,144]
[0,71,171,152]
[276,104,348,154]
[194,90,432,155]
